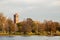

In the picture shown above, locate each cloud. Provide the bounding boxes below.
[0,0,41,4]
[0,0,60,7]
[48,0,60,7]
[0,0,60,22]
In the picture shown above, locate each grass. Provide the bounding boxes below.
[0,31,60,36]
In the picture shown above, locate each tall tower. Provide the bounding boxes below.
[14,13,19,24]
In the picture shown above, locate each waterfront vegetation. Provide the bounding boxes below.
[0,13,60,36]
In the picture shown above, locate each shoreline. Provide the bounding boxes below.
[0,34,59,36]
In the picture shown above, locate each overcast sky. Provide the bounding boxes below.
[0,0,60,22]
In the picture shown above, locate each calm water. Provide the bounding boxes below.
[0,36,60,40]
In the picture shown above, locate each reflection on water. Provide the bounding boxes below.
[0,36,60,40]
[0,36,14,40]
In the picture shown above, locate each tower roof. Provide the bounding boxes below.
[14,12,19,16]
[14,12,19,23]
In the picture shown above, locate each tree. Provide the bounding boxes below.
[0,13,6,32]
[17,22,23,32]
[22,21,32,34]
[31,21,38,34]
[6,18,16,34]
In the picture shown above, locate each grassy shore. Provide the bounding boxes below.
[0,31,60,36]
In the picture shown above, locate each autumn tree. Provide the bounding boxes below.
[17,22,24,32]
[22,20,32,34]
[0,13,6,33]
[55,22,60,31]
[6,18,16,34]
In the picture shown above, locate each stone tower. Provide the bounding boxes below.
[14,13,19,23]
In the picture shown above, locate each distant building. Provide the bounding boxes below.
[14,13,19,32]
[14,13,19,24]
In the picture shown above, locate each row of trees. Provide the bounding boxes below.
[17,18,60,35]
[0,13,16,33]
[0,13,60,36]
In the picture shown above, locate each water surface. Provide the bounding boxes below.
[0,36,60,40]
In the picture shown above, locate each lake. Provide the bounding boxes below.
[0,36,60,40]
